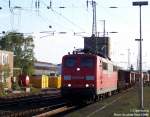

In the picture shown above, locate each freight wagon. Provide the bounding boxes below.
[117,70,135,90]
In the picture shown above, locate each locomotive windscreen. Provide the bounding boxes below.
[80,57,94,68]
[63,56,94,68]
[64,57,76,67]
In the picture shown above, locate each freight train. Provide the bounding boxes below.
[61,49,150,102]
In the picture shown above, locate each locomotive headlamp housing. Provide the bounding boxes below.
[68,84,71,87]
[85,84,89,87]
[77,67,80,71]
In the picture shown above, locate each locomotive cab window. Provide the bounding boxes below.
[81,57,94,68]
[113,65,117,71]
[102,62,108,70]
[64,57,76,67]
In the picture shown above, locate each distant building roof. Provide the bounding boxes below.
[34,61,55,67]
[33,61,61,75]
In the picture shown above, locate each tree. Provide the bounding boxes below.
[0,65,10,85]
[0,31,36,76]
[0,65,10,94]
[21,36,35,75]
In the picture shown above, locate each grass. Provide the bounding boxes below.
[64,85,150,117]
[0,84,41,97]
[30,87,41,94]
[93,86,150,117]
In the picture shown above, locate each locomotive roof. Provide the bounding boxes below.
[66,49,110,58]
[63,52,113,64]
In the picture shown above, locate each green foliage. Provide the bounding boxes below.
[12,82,21,90]
[2,65,10,82]
[0,83,8,96]
[30,86,41,94]
[0,31,36,76]
[0,65,10,95]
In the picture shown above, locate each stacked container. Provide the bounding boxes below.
[49,76,61,88]
[30,75,49,88]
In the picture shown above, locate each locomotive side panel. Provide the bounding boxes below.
[95,57,102,93]
[96,57,118,95]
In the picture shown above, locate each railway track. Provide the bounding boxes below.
[0,87,136,117]
[0,93,61,108]
[33,103,76,117]
[0,96,68,117]
[0,89,64,117]
[0,102,70,117]
[0,90,82,117]
[34,87,135,117]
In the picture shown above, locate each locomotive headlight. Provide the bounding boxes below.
[86,75,94,80]
[77,67,80,71]
[85,84,89,87]
[64,75,71,80]
[68,84,71,87]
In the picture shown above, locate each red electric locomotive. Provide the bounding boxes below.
[61,50,118,101]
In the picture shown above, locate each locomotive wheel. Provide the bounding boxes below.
[94,95,99,102]
[97,95,103,101]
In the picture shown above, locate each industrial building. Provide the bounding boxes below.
[33,61,61,76]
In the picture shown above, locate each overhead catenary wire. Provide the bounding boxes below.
[40,0,75,32]
[38,10,75,32]
[1,0,119,34]
[50,8,86,32]
[4,0,76,34]
[5,0,92,33]
[44,0,86,32]
[0,0,117,35]
[40,0,87,32]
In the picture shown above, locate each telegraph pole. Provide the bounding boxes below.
[132,1,148,112]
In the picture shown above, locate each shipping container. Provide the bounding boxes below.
[49,76,61,88]
[30,75,49,88]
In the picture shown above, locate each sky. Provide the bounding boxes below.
[0,0,150,70]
